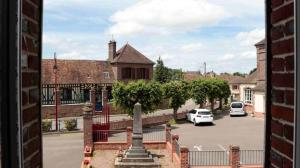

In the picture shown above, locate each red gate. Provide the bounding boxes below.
[92,104,110,142]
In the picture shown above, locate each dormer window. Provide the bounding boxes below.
[103,72,110,79]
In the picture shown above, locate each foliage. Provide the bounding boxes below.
[163,81,190,120]
[233,72,246,77]
[42,119,52,132]
[169,69,184,81]
[167,119,177,126]
[249,68,257,74]
[64,119,77,131]
[190,78,208,107]
[154,57,171,83]
[112,80,163,116]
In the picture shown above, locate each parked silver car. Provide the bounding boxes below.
[230,102,246,116]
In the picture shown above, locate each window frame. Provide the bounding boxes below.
[0,0,23,167]
[244,88,253,104]
[103,72,110,79]
[294,0,300,167]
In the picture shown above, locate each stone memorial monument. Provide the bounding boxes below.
[115,102,161,168]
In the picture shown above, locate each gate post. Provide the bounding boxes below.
[102,86,108,105]
[180,147,189,168]
[90,87,96,114]
[229,145,240,168]
[83,102,94,149]
[127,127,132,147]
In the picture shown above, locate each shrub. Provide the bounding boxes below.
[42,119,52,132]
[167,119,177,126]
[64,119,77,131]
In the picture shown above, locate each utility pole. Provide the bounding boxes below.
[53,52,58,131]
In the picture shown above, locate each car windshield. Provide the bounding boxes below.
[199,111,211,115]
[231,103,243,108]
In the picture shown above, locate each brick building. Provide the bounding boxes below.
[41,41,154,117]
[0,0,299,167]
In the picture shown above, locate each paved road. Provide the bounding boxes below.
[43,133,83,168]
[171,112,264,151]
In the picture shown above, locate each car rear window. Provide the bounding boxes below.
[231,103,243,108]
[198,111,211,115]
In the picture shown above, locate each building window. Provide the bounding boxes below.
[103,72,110,79]
[62,88,72,101]
[244,88,253,104]
[232,85,238,90]
[122,67,132,79]
[136,68,149,79]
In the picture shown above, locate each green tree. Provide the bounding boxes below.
[205,78,221,112]
[233,72,246,77]
[112,80,163,116]
[154,57,171,83]
[163,81,190,120]
[249,68,257,74]
[169,69,184,81]
[190,79,208,108]
[216,79,231,109]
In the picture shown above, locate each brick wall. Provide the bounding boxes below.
[268,0,294,167]
[21,0,42,167]
[109,110,188,130]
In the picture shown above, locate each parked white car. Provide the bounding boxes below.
[230,102,246,116]
[186,109,214,126]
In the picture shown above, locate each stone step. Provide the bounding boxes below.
[126,148,147,154]
[125,153,151,158]
[115,161,161,168]
[121,157,155,163]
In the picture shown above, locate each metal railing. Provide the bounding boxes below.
[175,140,180,157]
[93,130,127,142]
[143,128,166,142]
[166,130,171,143]
[189,150,230,166]
[240,150,264,165]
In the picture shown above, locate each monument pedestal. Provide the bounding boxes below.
[114,103,161,168]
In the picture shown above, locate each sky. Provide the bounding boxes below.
[43,0,265,73]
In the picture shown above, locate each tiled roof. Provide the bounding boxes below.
[253,83,266,92]
[183,71,203,81]
[219,71,257,84]
[42,59,115,84]
[111,44,155,64]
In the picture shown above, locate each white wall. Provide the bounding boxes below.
[254,92,265,113]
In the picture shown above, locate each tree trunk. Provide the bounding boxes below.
[219,98,223,109]
[200,103,204,108]
[173,108,178,121]
[210,99,214,112]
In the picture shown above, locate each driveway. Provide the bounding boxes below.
[43,133,83,168]
[171,112,264,151]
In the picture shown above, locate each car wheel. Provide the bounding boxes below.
[193,119,197,126]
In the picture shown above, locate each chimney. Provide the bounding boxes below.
[108,40,116,61]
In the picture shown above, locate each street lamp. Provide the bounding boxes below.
[53,52,58,131]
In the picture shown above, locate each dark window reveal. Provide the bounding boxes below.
[122,67,132,79]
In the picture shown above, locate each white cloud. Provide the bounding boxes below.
[43,32,105,60]
[181,43,204,52]
[235,28,265,47]
[108,0,226,36]
[220,54,235,61]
